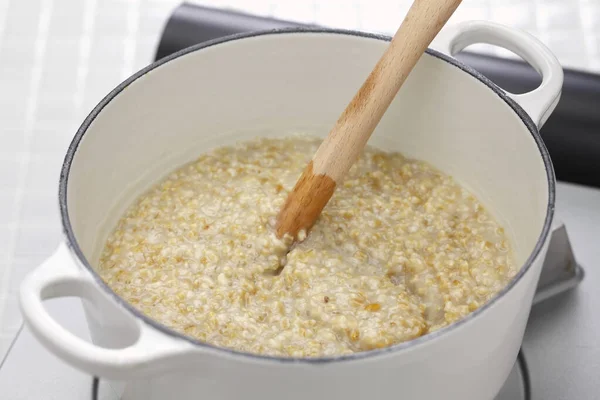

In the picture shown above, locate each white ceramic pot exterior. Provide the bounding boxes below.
[19,21,563,400]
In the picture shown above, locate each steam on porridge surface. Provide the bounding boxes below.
[97,135,516,357]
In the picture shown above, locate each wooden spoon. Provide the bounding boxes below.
[276,0,462,240]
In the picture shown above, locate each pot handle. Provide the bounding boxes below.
[19,243,194,379]
[431,20,564,128]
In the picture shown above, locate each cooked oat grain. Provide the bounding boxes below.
[97,136,516,357]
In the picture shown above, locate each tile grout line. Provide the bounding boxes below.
[0,0,12,47]
[0,0,53,331]
[0,323,22,369]
[578,0,594,71]
[0,0,15,45]
[122,0,141,79]
[0,1,13,269]
[73,0,97,114]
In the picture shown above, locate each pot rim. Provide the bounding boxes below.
[59,27,556,364]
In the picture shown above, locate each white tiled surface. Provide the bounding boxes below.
[0,0,599,361]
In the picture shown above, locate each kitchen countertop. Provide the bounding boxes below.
[0,0,599,392]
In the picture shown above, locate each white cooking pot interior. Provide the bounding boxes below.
[66,31,549,301]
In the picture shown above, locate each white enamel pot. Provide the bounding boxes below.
[20,21,563,400]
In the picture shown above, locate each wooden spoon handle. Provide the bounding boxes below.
[276,0,462,239]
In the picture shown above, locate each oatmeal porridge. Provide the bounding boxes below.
[97,135,516,357]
